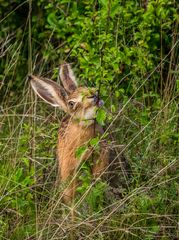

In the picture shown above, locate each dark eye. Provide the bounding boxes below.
[68,101,75,108]
[87,95,95,99]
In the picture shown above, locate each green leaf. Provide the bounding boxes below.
[47,12,58,28]
[75,145,88,160]
[96,109,107,126]
[89,137,100,147]
[99,0,108,7]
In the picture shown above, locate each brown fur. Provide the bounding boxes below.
[57,117,109,203]
[30,64,109,204]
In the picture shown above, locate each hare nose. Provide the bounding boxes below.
[93,95,98,103]
[93,95,104,107]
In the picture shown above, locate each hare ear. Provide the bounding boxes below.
[60,63,78,93]
[29,75,68,112]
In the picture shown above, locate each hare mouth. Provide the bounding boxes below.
[96,99,104,107]
[82,106,96,121]
[92,95,104,107]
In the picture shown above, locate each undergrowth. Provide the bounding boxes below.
[0,0,179,239]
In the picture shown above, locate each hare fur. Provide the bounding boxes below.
[30,63,109,203]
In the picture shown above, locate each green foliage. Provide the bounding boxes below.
[0,0,178,239]
[75,136,107,212]
[77,161,107,212]
[96,108,107,125]
[75,145,88,160]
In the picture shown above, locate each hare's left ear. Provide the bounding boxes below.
[60,63,78,93]
[29,75,68,112]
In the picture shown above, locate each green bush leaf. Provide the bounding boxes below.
[96,109,106,126]
[75,145,88,160]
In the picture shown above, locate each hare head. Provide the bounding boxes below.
[29,63,103,125]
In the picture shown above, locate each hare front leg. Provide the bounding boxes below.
[60,162,78,204]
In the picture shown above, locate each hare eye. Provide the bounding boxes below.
[68,101,75,108]
[87,95,95,99]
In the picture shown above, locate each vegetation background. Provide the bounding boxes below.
[0,0,178,239]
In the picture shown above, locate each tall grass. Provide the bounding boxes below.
[0,1,179,239]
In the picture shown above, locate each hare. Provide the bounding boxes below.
[29,63,109,203]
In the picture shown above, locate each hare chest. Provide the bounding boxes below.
[57,122,101,181]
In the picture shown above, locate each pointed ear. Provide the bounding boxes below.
[29,75,68,112]
[60,63,78,93]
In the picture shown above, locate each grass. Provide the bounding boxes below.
[0,74,179,239]
[0,1,179,239]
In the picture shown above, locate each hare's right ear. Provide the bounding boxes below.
[60,63,78,93]
[29,75,68,112]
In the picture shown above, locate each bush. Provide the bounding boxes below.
[0,0,178,239]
